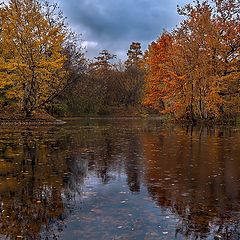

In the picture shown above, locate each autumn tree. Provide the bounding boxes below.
[0,0,67,117]
[175,0,240,120]
[143,33,181,113]
[143,0,240,121]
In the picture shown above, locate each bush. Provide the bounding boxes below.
[45,103,68,117]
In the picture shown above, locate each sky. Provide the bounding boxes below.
[56,0,192,60]
[4,0,191,60]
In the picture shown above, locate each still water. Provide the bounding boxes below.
[0,118,239,240]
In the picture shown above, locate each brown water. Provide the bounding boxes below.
[0,118,239,240]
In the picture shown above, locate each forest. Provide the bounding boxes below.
[0,0,239,123]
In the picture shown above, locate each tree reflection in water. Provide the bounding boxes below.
[0,127,69,239]
[0,120,239,240]
[143,125,240,239]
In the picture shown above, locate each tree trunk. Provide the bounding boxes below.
[23,79,37,118]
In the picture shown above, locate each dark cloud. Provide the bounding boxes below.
[58,0,189,59]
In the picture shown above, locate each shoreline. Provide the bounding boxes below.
[0,112,238,126]
[0,119,66,125]
[60,115,238,124]
[0,110,66,125]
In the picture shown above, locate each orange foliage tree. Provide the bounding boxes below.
[143,33,186,115]
[143,0,240,121]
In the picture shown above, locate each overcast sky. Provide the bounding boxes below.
[5,0,191,59]
[56,0,193,60]
[7,0,192,59]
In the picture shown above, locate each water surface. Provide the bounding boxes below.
[0,118,239,239]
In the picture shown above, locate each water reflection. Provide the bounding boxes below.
[0,120,239,239]
[143,125,240,239]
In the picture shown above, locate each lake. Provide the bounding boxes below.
[0,118,239,240]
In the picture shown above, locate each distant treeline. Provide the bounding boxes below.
[0,0,239,122]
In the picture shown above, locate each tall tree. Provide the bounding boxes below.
[0,0,67,117]
[143,33,181,113]
[123,42,144,106]
[175,0,240,120]
[125,42,143,69]
[143,0,240,121]
[90,49,116,74]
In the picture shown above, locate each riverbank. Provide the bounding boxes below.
[0,110,65,125]
[0,108,238,126]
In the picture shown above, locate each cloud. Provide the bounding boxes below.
[81,41,98,49]
[4,0,190,59]
[60,0,190,58]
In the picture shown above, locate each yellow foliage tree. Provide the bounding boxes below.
[175,0,240,120]
[0,0,67,117]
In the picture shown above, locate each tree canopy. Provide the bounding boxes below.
[0,0,68,117]
[143,0,240,121]
[0,0,239,122]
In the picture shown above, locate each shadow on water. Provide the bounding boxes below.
[0,119,239,239]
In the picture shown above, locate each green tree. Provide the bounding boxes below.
[124,42,144,106]
[125,42,143,69]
